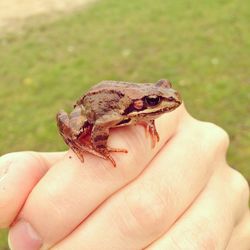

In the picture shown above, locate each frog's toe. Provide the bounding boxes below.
[107,155,116,167]
[107,147,128,154]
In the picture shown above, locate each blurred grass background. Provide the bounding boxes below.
[0,0,249,248]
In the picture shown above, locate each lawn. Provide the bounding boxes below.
[0,0,249,247]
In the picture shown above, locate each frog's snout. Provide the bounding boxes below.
[173,91,182,104]
[166,89,181,105]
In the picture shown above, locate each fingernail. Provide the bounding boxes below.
[8,220,42,250]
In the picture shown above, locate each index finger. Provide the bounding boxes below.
[13,104,185,248]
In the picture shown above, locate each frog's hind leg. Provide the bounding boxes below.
[56,110,85,161]
[56,109,106,162]
[91,124,128,167]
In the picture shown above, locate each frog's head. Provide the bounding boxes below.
[125,79,182,118]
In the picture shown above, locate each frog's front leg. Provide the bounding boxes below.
[56,106,106,162]
[139,120,159,148]
[91,115,128,167]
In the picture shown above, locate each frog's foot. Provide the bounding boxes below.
[139,120,160,148]
[61,136,109,163]
[103,153,116,167]
[67,140,85,162]
[93,147,128,167]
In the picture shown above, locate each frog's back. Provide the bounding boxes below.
[76,81,132,120]
[86,80,153,99]
[78,81,127,106]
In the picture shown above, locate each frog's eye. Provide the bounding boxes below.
[145,95,161,106]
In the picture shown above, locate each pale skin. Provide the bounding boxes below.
[0,105,249,250]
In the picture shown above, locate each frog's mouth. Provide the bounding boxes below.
[116,118,132,126]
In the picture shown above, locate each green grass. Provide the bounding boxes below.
[0,229,8,250]
[0,0,249,247]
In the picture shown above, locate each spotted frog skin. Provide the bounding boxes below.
[56,79,182,167]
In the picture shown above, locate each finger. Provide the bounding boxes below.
[227,211,250,250]
[39,152,66,166]
[146,167,250,250]
[51,119,229,250]
[0,151,64,228]
[9,105,184,249]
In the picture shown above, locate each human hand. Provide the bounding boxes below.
[0,104,249,250]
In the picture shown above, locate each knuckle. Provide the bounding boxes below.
[120,188,167,237]
[198,122,230,154]
[228,168,250,204]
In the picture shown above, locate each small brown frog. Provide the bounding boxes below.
[56,79,182,167]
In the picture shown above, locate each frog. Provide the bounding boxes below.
[56,79,182,167]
